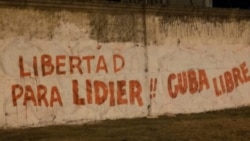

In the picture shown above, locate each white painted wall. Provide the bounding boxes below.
[0,7,249,128]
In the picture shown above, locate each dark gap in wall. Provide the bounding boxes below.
[213,0,250,9]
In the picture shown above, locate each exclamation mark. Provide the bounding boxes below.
[150,78,157,99]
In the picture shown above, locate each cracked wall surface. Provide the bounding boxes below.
[0,7,250,128]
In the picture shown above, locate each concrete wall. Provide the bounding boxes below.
[0,2,250,128]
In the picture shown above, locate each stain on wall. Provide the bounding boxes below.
[0,5,249,128]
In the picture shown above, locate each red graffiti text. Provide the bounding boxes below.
[19,54,125,77]
[168,69,210,98]
[72,79,143,106]
[213,62,250,96]
[11,84,63,107]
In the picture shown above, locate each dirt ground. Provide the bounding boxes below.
[0,106,250,141]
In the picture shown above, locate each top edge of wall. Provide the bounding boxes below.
[0,0,249,18]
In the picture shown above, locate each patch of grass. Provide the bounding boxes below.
[0,106,250,141]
